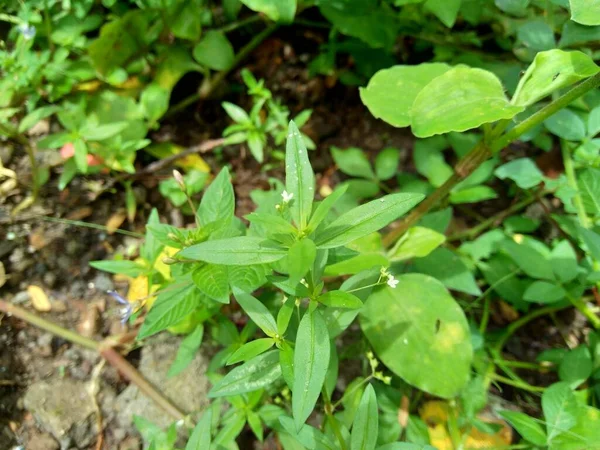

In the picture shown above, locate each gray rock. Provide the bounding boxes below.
[26,431,60,450]
[114,334,211,429]
[91,273,114,293]
[23,378,96,449]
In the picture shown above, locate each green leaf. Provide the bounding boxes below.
[227,338,275,365]
[179,237,287,265]
[318,291,363,309]
[241,0,296,23]
[246,212,297,239]
[424,0,461,27]
[411,67,523,138]
[168,325,204,377]
[542,382,579,442]
[80,122,128,141]
[512,50,600,106]
[209,350,282,397]
[501,240,555,280]
[185,409,212,450]
[570,0,600,25]
[413,248,482,296]
[523,281,566,303]
[315,193,424,249]
[578,168,600,216]
[544,109,586,141]
[360,63,451,128]
[306,185,348,234]
[495,0,530,16]
[449,186,498,204]
[279,416,337,450]
[377,444,437,450]
[277,296,295,335]
[331,147,375,179]
[559,346,593,386]
[141,84,170,122]
[18,106,60,133]
[559,21,600,48]
[192,264,230,303]
[360,273,473,398]
[222,102,250,123]
[498,411,546,446]
[551,240,579,282]
[138,283,199,339]
[517,19,555,52]
[495,158,544,189]
[37,132,72,149]
[388,226,446,262]
[286,120,315,231]
[288,239,317,286]
[73,139,88,173]
[169,0,203,40]
[89,260,145,277]
[351,384,378,450]
[579,227,600,261]
[293,310,330,430]
[198,167,235,227]
[233,288,278,337]
[247,410,264,442]
[375,148,401,181]
[193,31,235,71]
[413,138,453,187]
[280,341,295,390]
[229,264,269,292]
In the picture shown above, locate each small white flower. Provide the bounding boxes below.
[281,190,294,203]
[17,23,36,40]
[387,276,399,289]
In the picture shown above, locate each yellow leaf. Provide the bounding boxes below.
[145,142,210,172]
[27,285,51,312]
[0,261,5,288]
[106,210,127,234]
[153,247,178,280]
[127,276,149,303]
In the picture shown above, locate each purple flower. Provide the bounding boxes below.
[108,290,133,324]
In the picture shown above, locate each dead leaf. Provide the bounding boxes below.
[398,395,410,428]
[106,210,127,234]
[66,207,93,221]
[29,227,50,250]
[498,300,520,323]
[0,261,6,288]
[27,285,51,312]
[77,305,99,337]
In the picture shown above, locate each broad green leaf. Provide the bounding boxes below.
[559,21,600,48]
[579,227,600,261]
[542,382,579,442]
[411,67,523,137]
[501,240,555,280]
[495,0,530,16]
[331,147,375,179]
[306,185,349,234]
[169,0,202,40]
[523,281,566,303]
[229,264,269,292]
[209,350,281,397]
[293,310,330,430]
[413,138,453,187]
[141,84,170,123]
[551,240,579,283]
[544,109,586,141]
[360,63,451,128]
[351,384,378,450]
[193,31,235,71]
[138,283,199,339]
[241,0,296,23]
[388,226,446,261]
[588,106,600,137]
[424,0,461,27]
[559,346,593,386]
[18,106,60,133]
[179,237,287,265]
[233,288,278,337]
[315,193,424,249]
[89,260,146,277]
[279,416,337,450]
[495,158,544,189]
[498,411,546,446]
[318,291,363,309]
[479,255,528,307]
[192,264,230,303]
[517,19,555,52]
[185,409,212,450]
[550,404,600,449]
[361,274,473,398]
[578,168,600,216]
[288,239,317,286]
[286,121,315,231]
[246,212,297,239]
[570,0,600,26]
[168,325,204,378]
[375,148,401,181]
[198,167,235,227]
[413,248,482,296]
[512,50,600,106]
[449,186,497,204]
[227,338,275,365]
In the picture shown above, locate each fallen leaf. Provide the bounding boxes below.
[29,227,50,250]
[66,207,93,221]
[0,261,6,288]
[27,285,51,312]
[77,305,99,337]
[498,300,520,323]
[106,210,127,234]
[398,395,410,428]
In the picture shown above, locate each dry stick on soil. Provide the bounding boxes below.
[0,300,186,421]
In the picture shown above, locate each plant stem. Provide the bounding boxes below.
[165,24,278,118]
[561,140,590,227]
[0,300,186,420]
[488,373,545,393]
[565,292,600,330]
[217,14,262,33]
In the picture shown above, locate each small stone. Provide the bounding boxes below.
[91,273,114,293]
[26,431,59,450]
[12,291,31,304]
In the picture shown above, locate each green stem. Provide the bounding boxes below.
[561,140,590,228]
[492,357,546,371]
[165,24,278,118]
[565,292,600,330]
[488,373,545,393]
[331,375,373,410]
[217,14,262,33]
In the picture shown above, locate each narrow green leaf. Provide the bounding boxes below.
[192,264,230,303]
[277,295,295,336]
[168,324,204,377]
[306,185,348,234]
[179,237,287,265]
[18,106,60,133]
[351,384,378,450]
[288,239,317,286]
[246,212,297,238]
[80,122,128,141]
[233,287,278,337]
[279,416,337,450]
[73,139,88,173]
[247,410,264,442]
[286,120,315,231]
[185,409,212,450]
[498,411,546,446]
[280,341,295,390]
[293,310,330,430]
[315,193,424,249]
[198,167,235,227]
[209,350,282,397]
[227,338,275,365]
[89,260,146,277]
[318,291,363,309]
